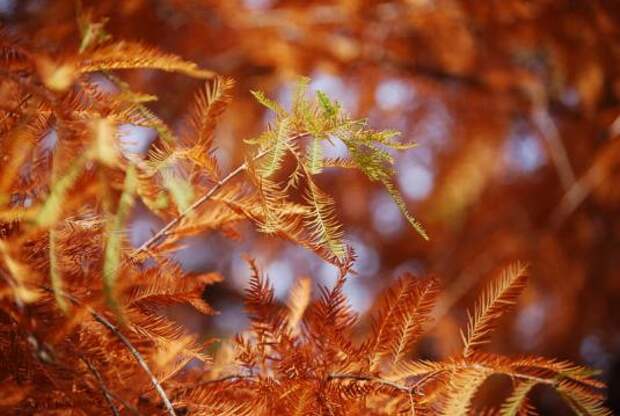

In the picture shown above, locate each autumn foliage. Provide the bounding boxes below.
[1,1,618,415]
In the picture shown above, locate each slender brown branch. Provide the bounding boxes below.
[81,357,122,416]
[106,391,143,416]
[199,374,256,385]
[551,139,620,227]
[328,373,415,393]
[132,132,309,257]
[41,287,177,416]
[328,365,555,394]
[184,372,415,394]
[175,374,257,394]
[89,313,177,416]
[531,106,576,191]
[469,363,555,385]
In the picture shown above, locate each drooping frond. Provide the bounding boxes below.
[439,367,492,416]
[48,228,69,313]
[306,137,323,175]
[500,379,538,416]
[102,164,137,316]
[182,76,234,149]
[303,178,347,260]
[388,279,438,366]
[386,351,609,416]
[385,358,453,381]
[258,118,292,179]
[286,276,312,335]
[338,127,427,240]
[153,335,205,383]
[161,168,195,214]
[251,89,286,116]
[34,155,88,228]
[508,356,604,389]
[283,154,305,191]
[123,264,220,316]
[78,41,216,78]
[243,171,343,263]
[556,379,612,416]
[76,77,172,140]
[169,188,250,241]
[128,79,428,266]
[462,262,529,357]
[243,83,429,245]
[142,138,179,174]
[127,308,209,362]
[90,117,121,167]
[367,275,439,370]
[382,179,429,240]
[306,273,358,349]
[247,166,292,234]
[243,257,281,334]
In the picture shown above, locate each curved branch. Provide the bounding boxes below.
[42,287,177,416]
[90,312,177,416]
[132,132,309,257]
[81,356,121,416]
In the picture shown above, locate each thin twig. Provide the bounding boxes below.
[3,277,131,415]
[328,373,415,393]
[328,371,423,415]
[132,132,309,257]
[328,365,555,393]
[175,374,256,395]
[90,313,177,416]
[550,168,600,228]
[193,372,427,393]
[551,138,620,227]
[198,374,256,385]
[105,390,144,416]
[531,106,576,191]
[41,287,178,416]
[183,372,416,394]
[81,356,122,416]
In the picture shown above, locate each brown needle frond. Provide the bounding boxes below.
[461,262,529,358]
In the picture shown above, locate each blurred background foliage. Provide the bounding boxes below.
[2,0,619,412]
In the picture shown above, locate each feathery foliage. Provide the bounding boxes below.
[163,260,608,416]
[0,10,610,416]
[462,261,529,358]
